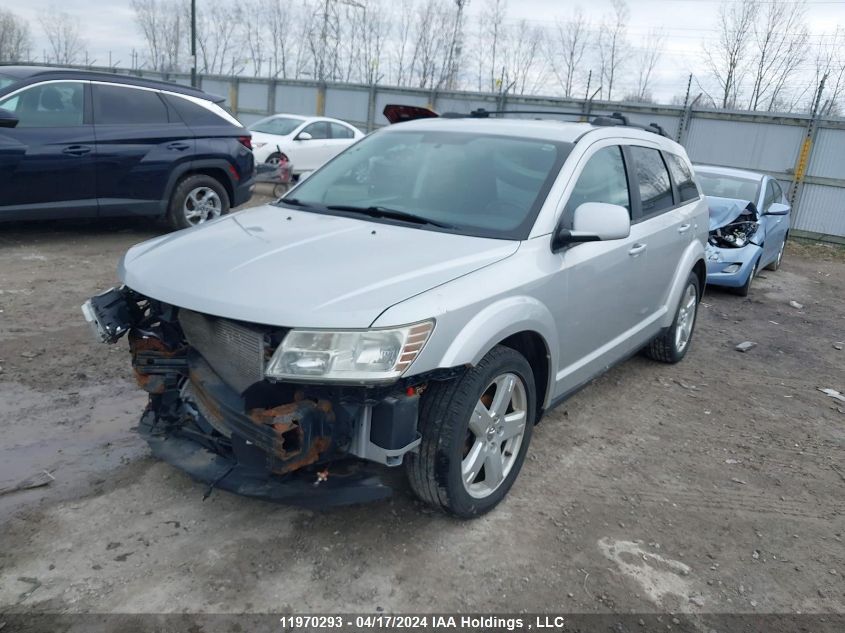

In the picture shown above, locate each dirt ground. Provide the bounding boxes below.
[0,191,843,628]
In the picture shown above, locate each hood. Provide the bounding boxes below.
[707,196,756,231]
[119,205,519,328]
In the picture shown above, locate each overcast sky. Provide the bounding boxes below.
[7,0,845,101]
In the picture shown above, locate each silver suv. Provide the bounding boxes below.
[84,110,708,518]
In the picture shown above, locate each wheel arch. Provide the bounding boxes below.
[434,296,559,410]
[162,160,236,214]
[692,257,706,295]
[498,331,551,423]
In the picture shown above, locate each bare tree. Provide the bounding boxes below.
[597,0,629,101]
[0,8,31,62]
[704,0,759,109]
[631,28,665,102]
[408,0,452,89]
[813,25,845,115]
[545,9,589,98]
[502,20,546,95]
[475,0,508,92]
[358,1,387,84]
[130,0,186,72]
[747,0,808,111]
[195,0,244,75]
[39,7,87,65]
[260,0,293,78]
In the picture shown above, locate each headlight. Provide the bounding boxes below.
[265,321,434,383]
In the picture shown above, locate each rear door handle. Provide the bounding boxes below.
[678,223,691,234]
[628,243,647,256]
[166,142,190,151]
[62,145,92,156]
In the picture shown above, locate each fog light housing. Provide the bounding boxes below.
[723,263,741,274]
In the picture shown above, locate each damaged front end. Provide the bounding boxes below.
[704,197,763,288]
[82,288,426,506]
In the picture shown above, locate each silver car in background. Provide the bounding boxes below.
[83,112,708,518]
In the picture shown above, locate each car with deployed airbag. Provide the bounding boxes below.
[695,165,791,296]
[83,107,708,518]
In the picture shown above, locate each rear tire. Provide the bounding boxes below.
[166,174,230,231]
[406,345,536,519]
[644,272,699,364]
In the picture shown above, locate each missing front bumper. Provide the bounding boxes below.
[139,410,394,507]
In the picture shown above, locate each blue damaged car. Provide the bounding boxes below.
[695,165,791,296]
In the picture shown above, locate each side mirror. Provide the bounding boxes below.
[296,131,313,141]
[764,202,790,216]
[0,108,19,129]
[552,202,631,251]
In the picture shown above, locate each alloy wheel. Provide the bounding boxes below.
[462,373,529,499]
[183,187,222,225]
[674,283,697,353]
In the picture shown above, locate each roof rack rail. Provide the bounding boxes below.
[446,108,669,137]
[383,104,670,138]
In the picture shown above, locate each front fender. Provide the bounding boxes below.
[439,296,558,369]
[661,239,706,329]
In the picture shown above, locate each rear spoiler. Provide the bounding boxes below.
[382,104,440,124]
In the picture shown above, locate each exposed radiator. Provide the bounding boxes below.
[178,309,265,393]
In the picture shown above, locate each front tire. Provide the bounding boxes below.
[644,272,700,364]
[166,174,230,231]
[734,258,758,297]
[406,346,536,518]
[766,236,786,271]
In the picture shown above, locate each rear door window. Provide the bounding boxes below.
[0,81,86,127]
[564,145,630,220]
[665,153,700,202]
[629,146,674,217]
[93,84,169,125]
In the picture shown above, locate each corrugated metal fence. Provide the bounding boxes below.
[86,67,845,241]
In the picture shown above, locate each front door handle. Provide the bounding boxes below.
[166,142,190,151]
[62,145,92,156]
[628,243,647,257]
[678,223,691,234]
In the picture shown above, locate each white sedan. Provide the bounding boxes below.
[248,114,364,174]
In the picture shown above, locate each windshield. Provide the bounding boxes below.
[249,116,304,136]
[697,172,760,203]
[0,75,16,91]
[281,129,571,239]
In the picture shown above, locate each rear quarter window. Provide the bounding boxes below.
[164,94,230,126]
[665,153,700,202]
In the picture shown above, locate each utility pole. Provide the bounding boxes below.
[789,73,827,219]
[318,0,364,82]
[190,0,197,87]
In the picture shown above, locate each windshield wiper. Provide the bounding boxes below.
[277,197,324,210]
[325,205,453,229]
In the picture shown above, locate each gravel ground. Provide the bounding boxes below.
[0,193,843,629]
